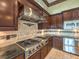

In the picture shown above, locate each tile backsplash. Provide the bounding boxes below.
[0,20,38,48]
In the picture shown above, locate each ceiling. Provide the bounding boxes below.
[42,0,66,7]
[34,0,79,15]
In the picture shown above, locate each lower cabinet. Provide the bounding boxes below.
[28,50,41,59]
[13,53,25,59]
[53,36,63,50]
[28,45,49,59]
[48,38,53,53]
[41,44,48,59]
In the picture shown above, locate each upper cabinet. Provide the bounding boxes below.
[38,22,44,29]
[38,8,79,29]
[51,13,63,29]
[63,10,72,21]
[38,13,63,29]
[51,15,57,28]
[63,8,79,21]
[46,16,52,29]
[38,21,48,29]
[0,0,18,31]
[72,9,79,19]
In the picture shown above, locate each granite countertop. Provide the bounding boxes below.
[45,48,79,59]
[0,44,24,59]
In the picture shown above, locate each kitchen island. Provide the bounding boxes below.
[45,48,79,59]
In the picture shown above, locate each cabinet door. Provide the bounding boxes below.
[48,38,53,53]
[51,15,57,29]
[51,13,63,29]
[0,0,18,30]
[53,36,63,50]
[38,23,43,29]
[55,14,63,29]
[14,54,25,59]
[38,22,48,29]
[28,50,41,59]
[41,44,48,59]
[46,16,51,29]
[72,9,79,19]
[63,11,72,21]
[63,9,79,20]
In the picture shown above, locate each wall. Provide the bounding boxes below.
[0,20,38,48]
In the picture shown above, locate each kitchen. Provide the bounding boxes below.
[0,0,79,59]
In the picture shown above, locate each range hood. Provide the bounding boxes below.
[19,6,45,23]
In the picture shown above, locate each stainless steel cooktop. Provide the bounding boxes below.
[17,39,41,48]
[16,38,48,59]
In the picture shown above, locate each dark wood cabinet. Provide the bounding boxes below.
[13,54,25,59]
[38,16,51,29]
[38,21,49,29]
[38,22,44,29]
[47,38,53,53]
[41,44,48,59]
[40,38,53,59]
[53,36,63,50]
[51,13,63,29]
[41,39,53,59]
[72,9,79,19]
[63,11,72,21]
[38,8,79,30]
[63,8,79,21]
[0,0,18,31]
[56,14,63,29]
[28,50,41,59]
[51,15,57,28]
[46,16,51,29]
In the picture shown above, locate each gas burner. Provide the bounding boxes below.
[17,39,40,48]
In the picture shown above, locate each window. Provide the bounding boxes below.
[63,38,76,53]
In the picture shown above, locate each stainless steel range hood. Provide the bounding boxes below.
[19,6,45,23]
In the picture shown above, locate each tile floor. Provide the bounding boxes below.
[45,48,79,59]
